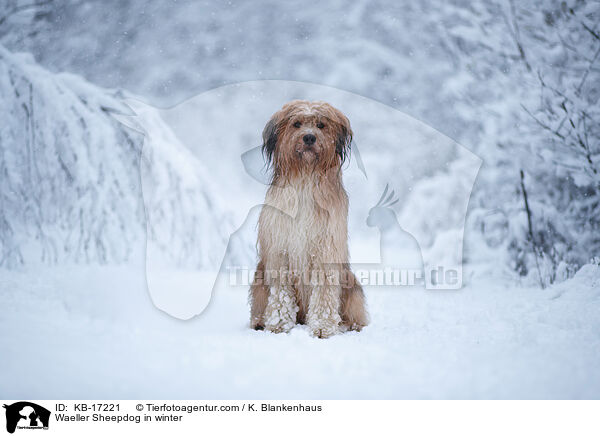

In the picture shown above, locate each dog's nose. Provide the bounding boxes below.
[303,134,317,146]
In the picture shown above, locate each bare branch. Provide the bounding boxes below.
[582,21,600,41]
[578,45,600,93]
[0,0,52,28]
[521,104,566,140]
[502,0,532,72]
[520,170,545,289]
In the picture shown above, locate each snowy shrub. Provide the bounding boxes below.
[0,45,228,267]
[447,0,600,285]
[0,46,145,265]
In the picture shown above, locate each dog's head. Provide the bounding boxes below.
[262,100,352,180]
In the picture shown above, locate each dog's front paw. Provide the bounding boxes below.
[309,319,340,338]
[307,303,342,338]
[264,317,295,334]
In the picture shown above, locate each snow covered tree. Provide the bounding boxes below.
[0,44,229,268]
[446,0,600,285]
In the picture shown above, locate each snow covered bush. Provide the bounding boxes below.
[447,0,600,285]
[0,45,227,268]
[0,45,143,266]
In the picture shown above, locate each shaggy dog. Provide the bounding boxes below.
[249,100,368,338]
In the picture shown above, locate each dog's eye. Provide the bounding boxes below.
[293,121,301,128]
[317,122,325,129]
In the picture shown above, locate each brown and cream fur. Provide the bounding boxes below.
[249,100,368,338]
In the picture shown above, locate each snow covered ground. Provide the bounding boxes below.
[1,264,598,399]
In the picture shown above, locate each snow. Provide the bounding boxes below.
[1,1,599,400]
[1,264,598,399]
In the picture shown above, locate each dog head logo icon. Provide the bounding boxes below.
[3,402,50,434]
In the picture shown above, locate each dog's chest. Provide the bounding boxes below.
[261,181,330,257]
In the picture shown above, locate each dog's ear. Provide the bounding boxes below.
[262,113,280,167]
[334,112,353,166]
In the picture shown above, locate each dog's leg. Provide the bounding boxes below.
[307,266,342,338]
[249,260,269,330]
[340,268,369,331]
[264,285,298,333]
[263,257,298,333]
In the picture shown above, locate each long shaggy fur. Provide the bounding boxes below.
[249,100,368,338]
